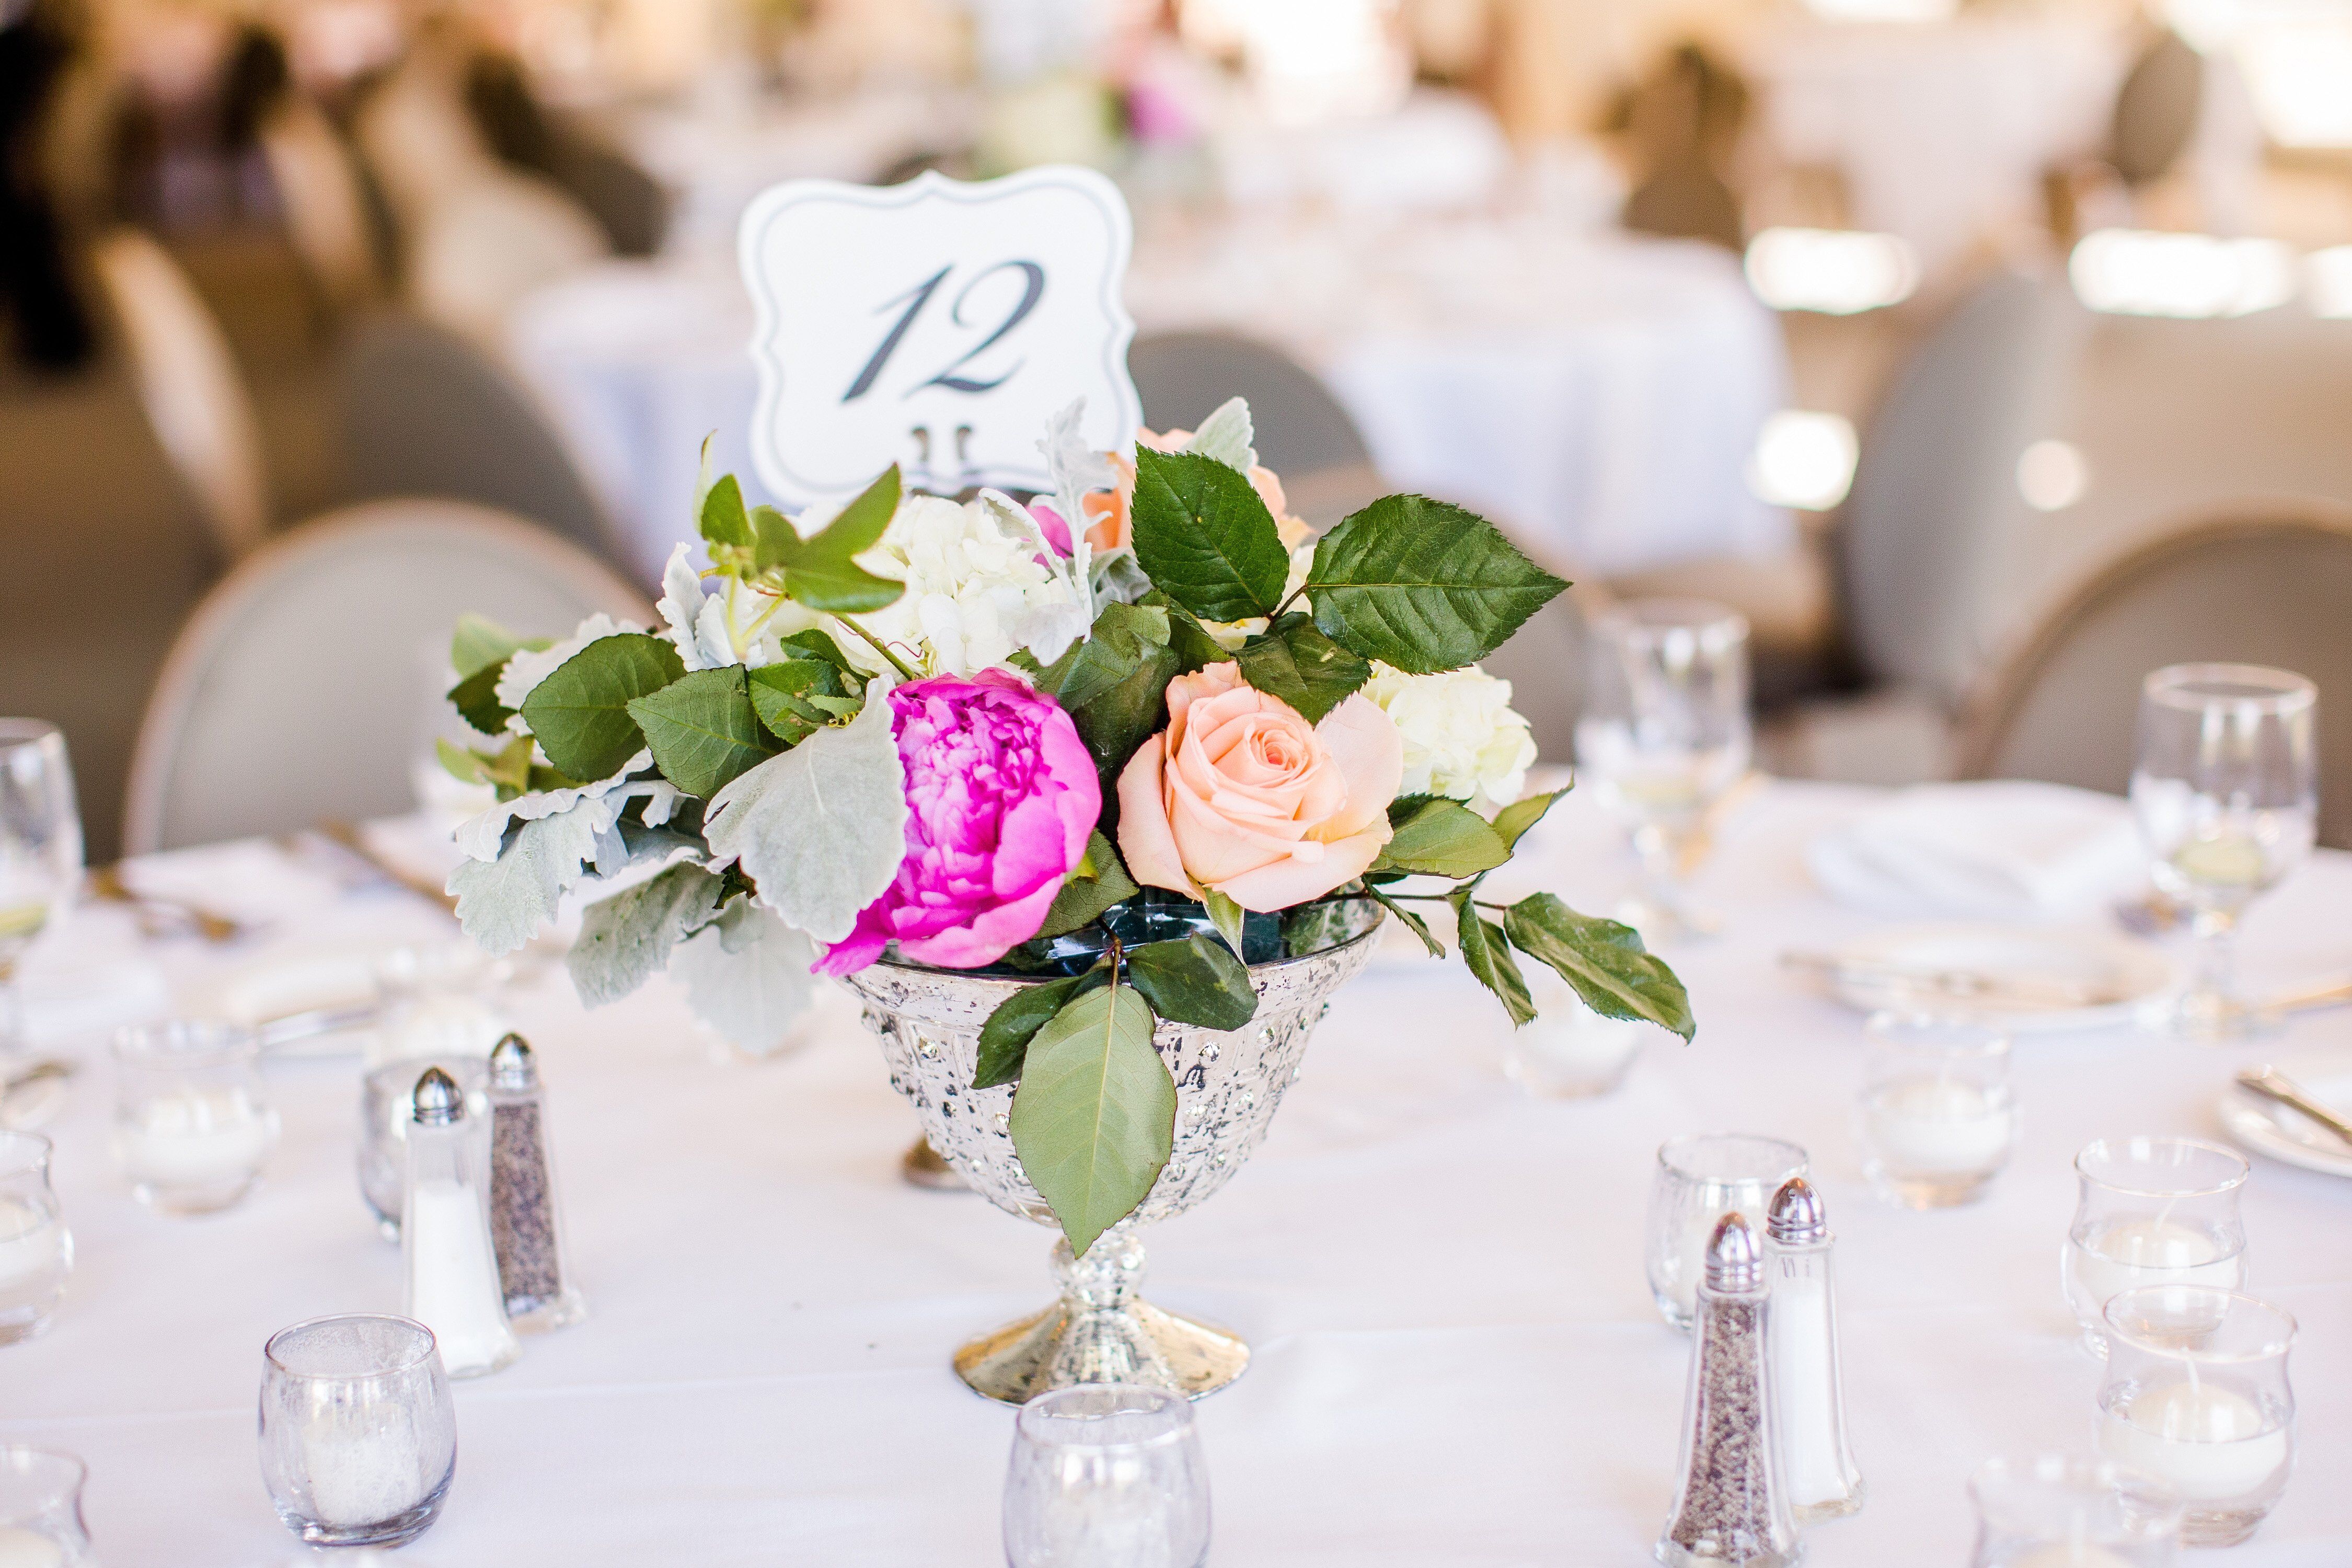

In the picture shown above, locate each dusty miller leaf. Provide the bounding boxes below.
[567,863,727,1007]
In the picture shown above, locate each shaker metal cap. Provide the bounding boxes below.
[489,1032,537,1092]
[411,1066,465,1127]
[1704,1212,1763,1294]
[1767,1176,1828,1246]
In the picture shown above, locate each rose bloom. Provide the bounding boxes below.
[816,671,1098,975]
[1361,662,1538,811]
[1117,664,1403,913]
[1082,428,1303,554]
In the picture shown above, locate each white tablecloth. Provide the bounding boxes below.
[505,213,1791,584]
[8,780,2349,1564]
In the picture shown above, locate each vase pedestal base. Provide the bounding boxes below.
[952,1228,1247,1404]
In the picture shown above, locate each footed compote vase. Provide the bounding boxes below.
[841,915,1380,1404]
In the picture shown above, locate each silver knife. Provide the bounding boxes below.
[2236,1067,2352,1149]
[1780,950,2126,1008]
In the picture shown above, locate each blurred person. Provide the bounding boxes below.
[0,0,97,370]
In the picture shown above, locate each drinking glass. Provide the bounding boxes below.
[1855,1014,2018,1208]
[1504,970,1648,1099]
[0,1133,71,1344]
[1968,1454,2179,1566]
[111,1021,279,1215]
[1646,1134,1807,1330]
[2129,664,2318,1040]
[1004,1384,1210,1568]
[359,1057,490,1239]
[0,723,83,1056]
[260,1314,456,1548]
[1574,601,1750,941]
[2098,1288,2295,1548]
[2063,1138,2247,1357]
[0,1447,91,1563]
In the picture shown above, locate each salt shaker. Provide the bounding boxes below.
[402,1068,520,1378]
[486,1034,585,1331]
[1657,1213,1803,1568]
[1765,1178,1864,1523]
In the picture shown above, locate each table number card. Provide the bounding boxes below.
[737,165,1142,506]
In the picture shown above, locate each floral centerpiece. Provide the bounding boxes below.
[439,398,1694,1277]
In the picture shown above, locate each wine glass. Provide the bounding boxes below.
[1574,601,1750,942]
[2129,664,2317,1040]
[0,723,83,1056]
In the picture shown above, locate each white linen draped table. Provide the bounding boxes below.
[5,780,2348,1564]
[503,213,1791,584]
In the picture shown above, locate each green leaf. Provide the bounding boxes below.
[1373,797,1511,879]
[1308,494,1567,673]
[1452,886,1535,1026]
[700,471,752,549]
[1008,979,1174,1259]
[776,629,861,674]
[435,737,489,786]
[1151,595,1229,672]
[975,966,1111,1089]
[779,556,904,615]
[1235,611,1371,724]
[803,465,901,561]
[1027,601,1183,806]
[1032,603,1171,712]
[1363,885,1444,958]
[451,613,535,679]
[1282,895,1375,958]
[447,657,515,737]
[1129,447,1289,623]
[1125,934,1258,1030]
[1502,893,1695,1042]
[1491,786,1569,854]
[750,469,907,615]
[568,863,727,1007]
[751,504,800,577]
[518,633,686,782]
[747,657,860,747]
[481,734,535,795]
[1202,888,1247,961]
[628,667,775,797]
[1035,831,1140,940]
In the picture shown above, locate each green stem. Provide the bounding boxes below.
[1381,891,1509,912]
[837,617,920,683]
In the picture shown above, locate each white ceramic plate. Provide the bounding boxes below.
[2218,1047,2352,1178]
[1813,924,2176,1033]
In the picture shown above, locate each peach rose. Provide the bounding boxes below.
[1083,430,1300,554]
[1116,663,1404,913]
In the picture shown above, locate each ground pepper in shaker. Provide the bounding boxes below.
[1657,1213,1803,1568]
[486,1034,585,1331]
[403,1067,520,1378]
[1764,1178,1863,1523]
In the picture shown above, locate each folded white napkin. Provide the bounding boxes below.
[1806,781,2147,921]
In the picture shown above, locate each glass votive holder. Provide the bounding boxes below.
[359,1057,490,1239]
[111,1021,278,1215]
[1968,1454,2179,1566]
[2063,1138,2247,1357]
[0,1133,70,1345]
[1004,1384,1210,1568]
[2097,1287,2295,1548]
[1645,1133,1807,1330]
[1506,973,1648,1099]
[260,1314,456,1548]
[0,1447,92,1563]
[1855,1013,2019,1208]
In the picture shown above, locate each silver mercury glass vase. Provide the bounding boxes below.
[841,922,1380,1404]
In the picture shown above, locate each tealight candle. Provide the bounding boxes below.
[115,1088,278,1205]
[1864,1078,2015,1173]
[2064,1138,2249,1355]
[300,1410,433,1529]
[2099,1382,2290,1503]
[2069,1220,2241,1317]
[1507,979,1646,1099]
[2008,1544,2136,1568]
[0,1527,65,1568]
[1859,1016,2015,1207]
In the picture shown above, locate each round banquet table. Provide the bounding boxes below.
[5,779,2347,1563]
[502,211,1792,586]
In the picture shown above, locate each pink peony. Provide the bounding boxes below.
[816,671,1099,975]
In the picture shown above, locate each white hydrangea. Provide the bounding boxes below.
[1361,662,1538,811]
[848,491,1089,677]
[655,545,819,672]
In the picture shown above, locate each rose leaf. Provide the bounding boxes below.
[1129,447,1289,623]
[1125,933,1258,1030]
[1308,494,1567,673]
[1502,892,1695,1042]
[1008,979,1174,1259]
[518,632,686,782]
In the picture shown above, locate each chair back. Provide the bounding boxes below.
[1621,162,1744,251]
[125,500,650,854]
[258,98,381,309]
[1957,510,2352,848]
[1836,270,2081,702]
[2111,29,2203,188]
[1479,581,1611,763]
[337,312,626,571]
[1127,331,1373,481]
[89,228,272,560]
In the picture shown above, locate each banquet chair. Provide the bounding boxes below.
[123,499,651,855]
[1127,331,1374,486]
[2110,29,2204,189]
[257,96,382,311]
[1955,509,2352,850]
[337,312,631,575]
[1480,580,1611,763]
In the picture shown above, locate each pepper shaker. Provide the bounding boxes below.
[1657,1213,1803,1568]
[1765,1179,1863,1523]
[486,1034,585,1331]
[403,1067,520,1378]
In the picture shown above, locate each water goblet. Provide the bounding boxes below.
[0,1133,71,1344]
[0,723,82,1057]
[1004,1384,1210,1568]
[0,1447,92,1564]
[1968,1454,2179,1566]
[1855,1013,2018,1208]
[260,1314,456,1548]
[2097,1287,2295,1548]
[1574,600,1750,942]
[111,1021,279,1215]
[2062,1138,2246,1357]
[2129,664,2317,1040]
[1645,1133,1807,1330]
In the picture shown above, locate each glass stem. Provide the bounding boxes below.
[0,961,21,1054]
[2189,905,2239,1011]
